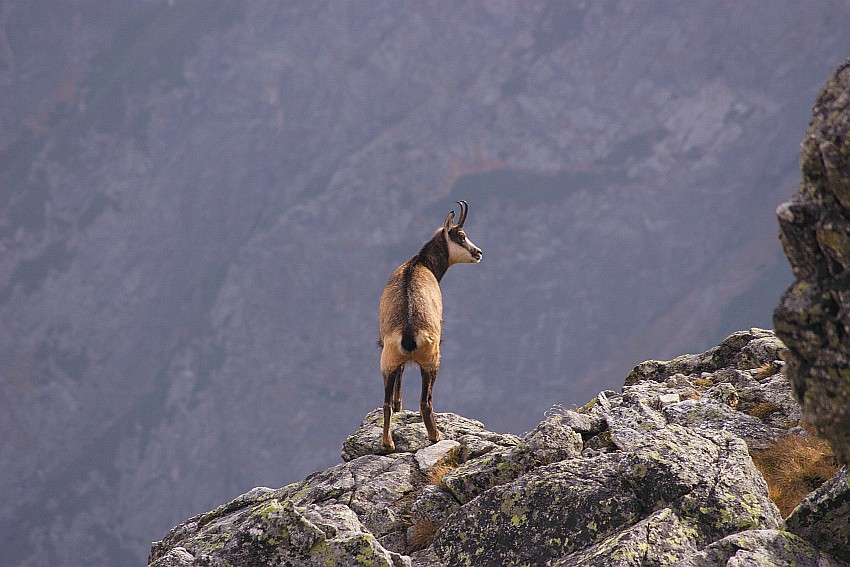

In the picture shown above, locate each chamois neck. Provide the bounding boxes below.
[414,233,449,282]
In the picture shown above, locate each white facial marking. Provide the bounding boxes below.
[448,236,481,264]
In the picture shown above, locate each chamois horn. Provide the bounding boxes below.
[455,200,468,227]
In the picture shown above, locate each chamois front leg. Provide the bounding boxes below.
[420,365,442,443]
[381,366,403,453]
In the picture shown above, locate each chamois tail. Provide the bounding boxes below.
[401,326,417,352]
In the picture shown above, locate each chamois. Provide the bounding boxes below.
[378,200,482,452]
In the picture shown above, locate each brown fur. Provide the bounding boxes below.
[378,202,481,452]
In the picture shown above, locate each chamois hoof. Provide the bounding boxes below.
[429,431,442,444]
[380,440,396,454]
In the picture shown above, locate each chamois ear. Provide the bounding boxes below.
[443,210,455,233]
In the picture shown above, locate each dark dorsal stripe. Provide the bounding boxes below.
[397,231,449,352]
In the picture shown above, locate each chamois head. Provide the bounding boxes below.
[442,200,482,265]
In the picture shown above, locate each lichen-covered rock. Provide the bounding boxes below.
[623,328,800,451]
[785,465,850,562]
[435,454,643,565]
[661,398,785,450]
[440,445,528,505]
[408,485,459,531]
[149,454,420,566]
[523,413,584,458]
[626,328,785,386]
[434,419,780,566]
[149,547,194,567]
[774,56,850,465]
[341,409,519,462]
[550,508,699,567]
[441,415,582,504]
[150,329,827,567]
[408,546,444,567]
[674,529,845,567]
[150,494,412,566]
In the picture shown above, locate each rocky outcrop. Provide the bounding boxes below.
[785,465,850,563]
[149,329,848,566]
[774,56,850,465]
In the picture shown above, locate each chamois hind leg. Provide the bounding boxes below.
[392,365,403,412]
[419,365,442,443]
[381,365,403,453]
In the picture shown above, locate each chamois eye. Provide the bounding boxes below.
[458,233,466,242]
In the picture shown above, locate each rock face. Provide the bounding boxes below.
[149,329,848,566]
[784,465,850,563]
[774,57,850,465]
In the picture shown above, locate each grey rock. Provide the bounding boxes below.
[433,421,780,566]
[662,398,788,450]
[620,328,799,451]
[150,329,844,566]
[414,440,460,473]
[774,56,850,464]
[704,382,739,407]
[565,409,607,436]
[341,409,514,462]
[785,465,850,562]
[522,414,584,459]
[153,498,411,567]
[409,485,459,530]
[435,453,643,565]
[626,329,785,385]
[440,445,529,505]
[441,417,582,505]
[658,392,682,406]
[150,454,421,565]
[409,546,445,567]
[675,529,845,567]
[148,547,194,567]
[550,508,699,567]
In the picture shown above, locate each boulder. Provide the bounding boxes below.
[785,465,850,562]
[441,414,583,504]
[340,409,519,462]
[434,420,779,566]
[550,508,699,567]
[774,56,850,464]
[413,440,460,474]
[675,529,844,567]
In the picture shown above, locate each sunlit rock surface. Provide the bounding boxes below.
[150,330,848,566]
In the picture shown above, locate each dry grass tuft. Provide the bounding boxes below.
[755,361,775,378]
[426,461,458,489]
[751,427,839,517]
[692,377,714,388]
[407,517,437,552]
[747,401,782,419]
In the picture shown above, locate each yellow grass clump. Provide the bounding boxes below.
[426,461,458,489]
[750,426,839,517]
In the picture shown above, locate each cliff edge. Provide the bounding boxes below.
[148,329,849,566]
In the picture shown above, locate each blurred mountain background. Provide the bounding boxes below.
[1,2,849,565]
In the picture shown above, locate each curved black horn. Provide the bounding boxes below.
[455,200,468,227]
